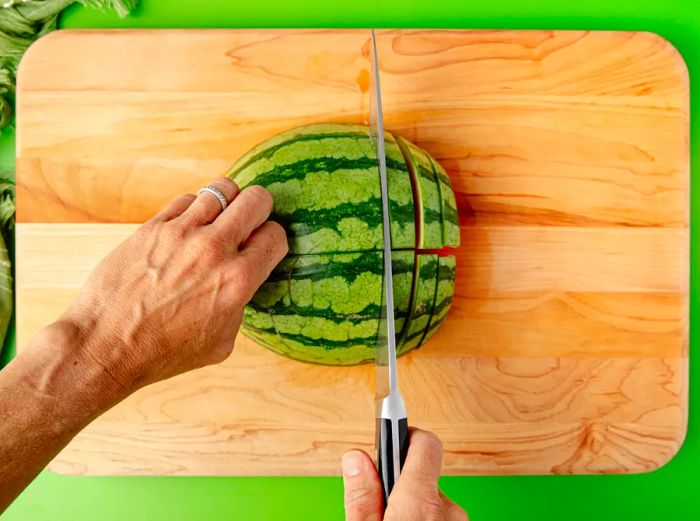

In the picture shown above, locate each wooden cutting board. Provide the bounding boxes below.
[15,29,689,476]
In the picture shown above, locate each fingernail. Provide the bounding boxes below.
[342,451,364,477]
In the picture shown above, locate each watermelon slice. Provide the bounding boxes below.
[398,253,439,355]
[396,136,443,249]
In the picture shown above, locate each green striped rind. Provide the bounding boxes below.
[390,251,415,338]
[229,124,366,180]
[251,251,382,364]
[429,157,460,247]
[385,134,416,250]
[396,136,443,249]
[227,123,414,254]
[242,317,377,365]
[242,251,417,365]
[398,254,438,355]
[420,256,457,345]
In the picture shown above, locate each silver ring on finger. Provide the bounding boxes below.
[197,185,228,212]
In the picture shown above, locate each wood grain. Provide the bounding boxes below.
[15,29,689,476]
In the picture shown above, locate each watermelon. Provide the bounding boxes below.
[422,256,457,344]
[398,254,438,354]
[396,137,443,249]
[243,250,414,365]
[228,123,460,365]
[430,157,461,247]
[229,124,415,253]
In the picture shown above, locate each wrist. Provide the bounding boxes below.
[23,317,133,416]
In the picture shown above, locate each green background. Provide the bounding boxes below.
[1,0,697,519]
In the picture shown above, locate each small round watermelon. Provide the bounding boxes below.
[228,123,459,365]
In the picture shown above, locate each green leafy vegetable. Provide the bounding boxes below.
[0,231,10,347]
[1,0,138,130]
[0,172,12,347]
[0,173,14,252]
[0,0,138,353]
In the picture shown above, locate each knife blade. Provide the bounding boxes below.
[369,28,409,506]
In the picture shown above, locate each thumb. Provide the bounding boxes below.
[341,450,384,521]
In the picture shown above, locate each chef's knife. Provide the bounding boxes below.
[369,28,409,506]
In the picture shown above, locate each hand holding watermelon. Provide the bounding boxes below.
[0,177,288,510]
[59,177,289,398]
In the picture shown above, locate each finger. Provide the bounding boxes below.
[398,429,444,487]
[150,194,196,222]
[238,221,288,286]
[179,177,240,227]
[341,450,384,521]
[212,185,273,246]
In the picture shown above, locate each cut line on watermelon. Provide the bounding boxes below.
[414,248,457,257]
[396,136,424,249]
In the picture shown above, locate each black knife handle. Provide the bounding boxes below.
[376,417,409,505]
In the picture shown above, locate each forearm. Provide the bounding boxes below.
[0,179,283,512]
[0,319,127,512]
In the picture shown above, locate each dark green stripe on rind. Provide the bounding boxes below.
[429,157,461,247]
[264,251,384,283]
[248,251,414,324]
[241,323,377,366]
[389,251,415,340]
[244,251,416,365]
[386,131,416,250]
[396,136,443,249]
[230,131,370,175]
[419,256,457,347]
[245,306,379,349]
[228,123,415,254]
[251,251,382,315]
[246,301,382,323]
[236,155,407,190]
[420,316,445,344]
[229,123,371,179]
[398,254,438,355]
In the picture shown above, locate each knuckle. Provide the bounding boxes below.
[418,430,444,457]
[164,221,188,241]
[198,241,224,264]
[244,184,273,206]
[231,259,256,292]
[178,193,197,204]
[211,177,238,198]
[268,220,287,238]
[214,176,236,187]
[344,485,374,505]
[344,486,382,519]
[266,221,289,254]
[137,219,156,235]
[203,229,233,252]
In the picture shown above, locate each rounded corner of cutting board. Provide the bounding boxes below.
[636,31,690,88]
[641,418,689,475]
[16,30,76,81]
